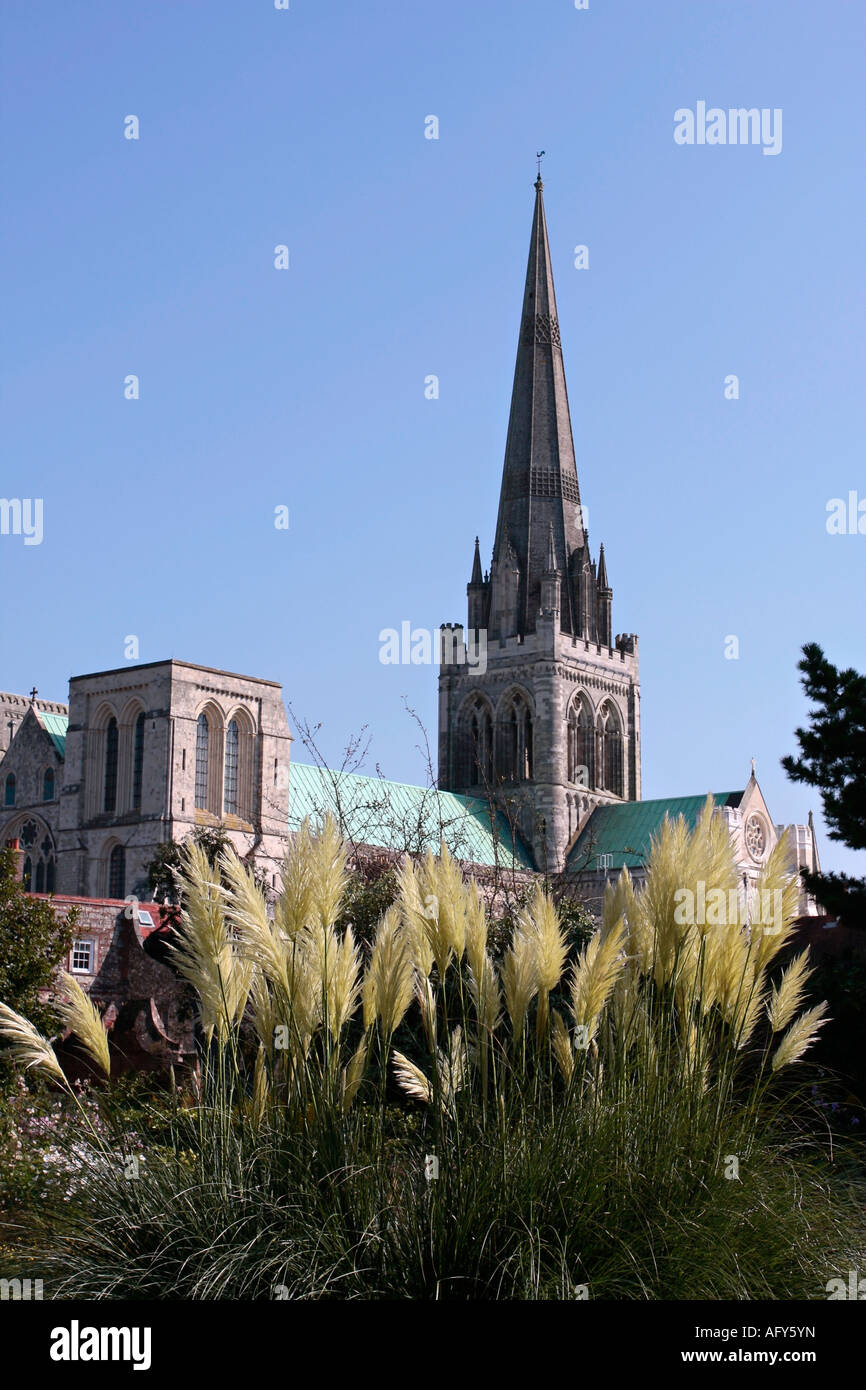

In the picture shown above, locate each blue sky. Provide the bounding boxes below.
[2,0,864,876]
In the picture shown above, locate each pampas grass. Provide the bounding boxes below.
[0,1002,67,1086]
[56,972,111,1079]
[3,803,860,1302]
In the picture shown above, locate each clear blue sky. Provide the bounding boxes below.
[2,0,864,876]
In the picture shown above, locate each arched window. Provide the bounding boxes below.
[108,844,126,899]
[103,718,118,813]
[596,704,624,797]
[22,856,32,890]
[568,696,594,787]
[499,694,533,783]
[132,712,145,811]
[463,698,494,786]
[35,860,45,893]
[46,858,55,893]
[42,767,55,801]
[224,720,239,814]
[195,713,210,809]
[4,773,15,807]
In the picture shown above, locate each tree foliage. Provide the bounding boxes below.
[782,642,866,925]
[0,848,75,1039]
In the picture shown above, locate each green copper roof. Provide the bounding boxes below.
[568,792,744,873]
[36,711,68,759]
[288,762,534,869]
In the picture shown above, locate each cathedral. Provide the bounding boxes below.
[0,176,820,920]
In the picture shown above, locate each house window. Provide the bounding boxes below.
[42,767,55,801]
[22,855,32,890]
[108,844,126,899]
[103,718,118,813]
[132,712,145,810]
[195,714,209,809]
[4,774,15,807]
[71,940,94,974]
[224,720,239,814]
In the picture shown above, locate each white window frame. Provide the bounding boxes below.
[71,939,95,974]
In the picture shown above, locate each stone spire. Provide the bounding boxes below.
[469,536,483,585]
[488,173,587,639]
[597,542,609,590]
[467,536,489,630]
[596,543,612,647]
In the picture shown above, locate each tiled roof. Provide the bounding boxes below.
[36,711,68,759]
[288,762,534,869]
[568,792,744,872]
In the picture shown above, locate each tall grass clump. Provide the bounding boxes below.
[2,803,863,1299]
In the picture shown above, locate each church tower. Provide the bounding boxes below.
[438,173,641,872]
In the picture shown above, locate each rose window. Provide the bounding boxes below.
[745,815,766,861]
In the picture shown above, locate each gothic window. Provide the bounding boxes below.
[108,844,126,899]
[132,712,145,811]
[13,820,54,891]
[499,693,533,783]
[103,718,119,814]
[4,774,15,807]
[568,695,594,787]
[42,767,55,801]
[195,713,209,809]
[463,698,494,786]
[224,720,239,814]
[596,704,624,797]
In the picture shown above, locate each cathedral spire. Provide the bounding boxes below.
[489,173,587,638]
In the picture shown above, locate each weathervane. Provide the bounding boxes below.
[536,150,546,181]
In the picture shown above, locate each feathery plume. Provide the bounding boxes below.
[464,884,488,985]
[396,856,435,978]
[551,1008,574,1083]
[570,916,627,1044]
[342,1032,369,1112]
[170,841,252,1041]
[468,951,502,1036]
[326,925,362,1040]
[0,1002,67,1087]
[392,1049,433,1104]
[771,1002,829,1071]
[362,906,415,1037]
[500,929,538,1039]
[520,883,568,1042]
[56,971,111,1078]
[308,813,349,930]
[767,949,814,1034]
[276,819,316,939]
